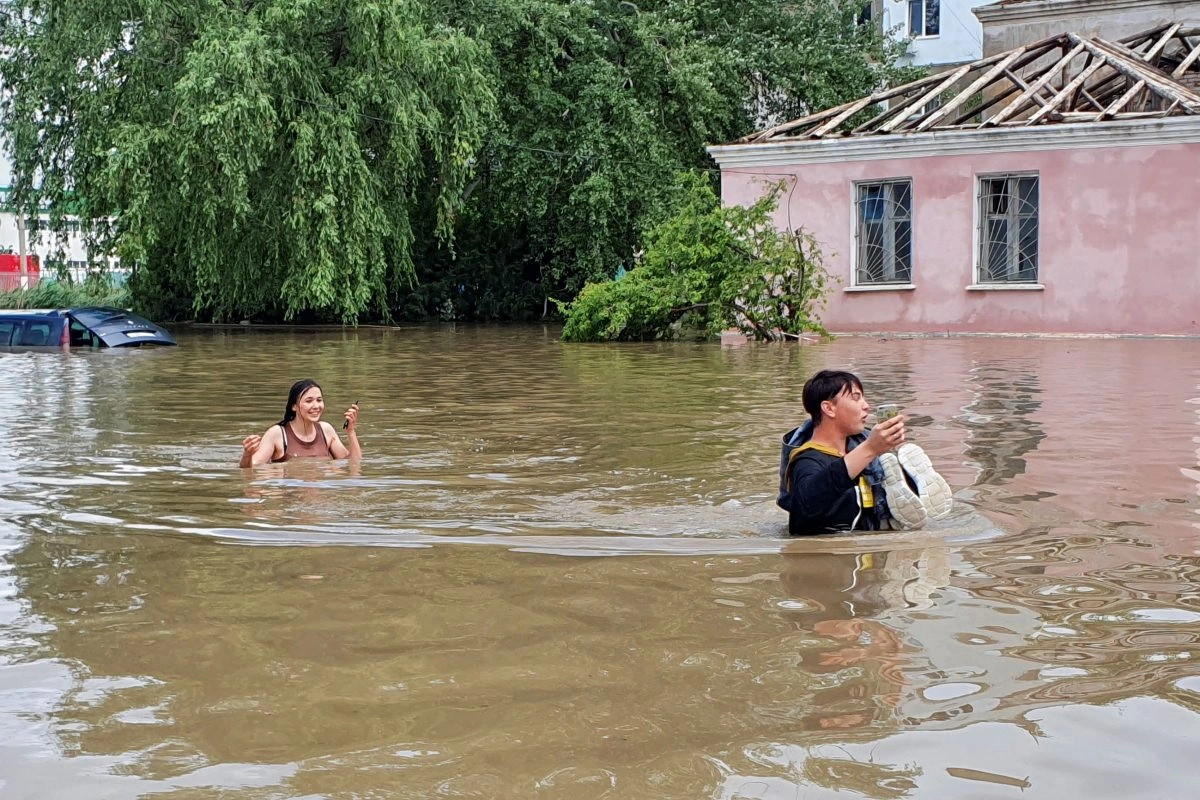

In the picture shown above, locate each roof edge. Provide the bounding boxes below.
[707,115,1200,169]
[976,0,1200,24]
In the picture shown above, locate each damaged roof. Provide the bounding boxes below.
[740,23,1200,143]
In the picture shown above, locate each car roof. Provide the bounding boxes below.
[0,307,133,318]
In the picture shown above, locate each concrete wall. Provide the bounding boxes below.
[976,0,1200,56]
[716,135,1200,336]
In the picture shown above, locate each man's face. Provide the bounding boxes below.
[823,384,870,436]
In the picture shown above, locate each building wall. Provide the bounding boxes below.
[0,210,120,282]
[976,0,1200,56]
[885,0,994,68]
[714,128,1200,336]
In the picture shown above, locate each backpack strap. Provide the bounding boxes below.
[784,442,875,510]
[784,441,843,492]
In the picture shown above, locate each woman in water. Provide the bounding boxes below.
[239,379,362,466]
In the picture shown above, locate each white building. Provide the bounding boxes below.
[877,0,995,70]
[0,157,122,284]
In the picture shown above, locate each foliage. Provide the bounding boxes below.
[0,278,130,310]
[1,0,496,322]
[1,0,915,323]
[560,172,831,342]
[444,0,916,317]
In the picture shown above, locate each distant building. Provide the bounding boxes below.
[707,25,1200,336]
[873,0,995,71]
[0,185,123,284]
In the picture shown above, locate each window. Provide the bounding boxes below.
[855,179,913,285]
[978,174,1039,284]
[856,1,873,27]
[908,0,940,37]
[16,321,55,347]
[70,320,99,348]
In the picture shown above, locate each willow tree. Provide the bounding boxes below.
[429,0,913,320]
[0,1,496,321]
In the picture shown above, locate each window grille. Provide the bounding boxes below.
[978,174,1039,283]
[855,180,913,285]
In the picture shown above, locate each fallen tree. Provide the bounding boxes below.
[559,173,831,342]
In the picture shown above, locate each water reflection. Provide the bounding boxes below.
[959,358,1045,486]
[778,549,948,732]
[964,530,1200,716]
[3,330,1200,798]
[7,527,964,798]
[237,460,365,525]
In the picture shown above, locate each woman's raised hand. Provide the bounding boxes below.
[343,402,359,432]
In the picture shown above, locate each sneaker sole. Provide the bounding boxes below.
[897,443,954,519]
[878,452,928,530]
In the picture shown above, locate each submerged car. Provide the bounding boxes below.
[0,306,177,348]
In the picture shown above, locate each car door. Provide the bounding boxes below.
[68,318,101,347]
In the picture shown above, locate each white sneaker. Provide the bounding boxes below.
[897,443,954,519]
[878,452,928,530]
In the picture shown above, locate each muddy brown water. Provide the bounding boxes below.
[1,327,1198,799]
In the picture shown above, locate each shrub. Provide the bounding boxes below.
[559,173,831,342]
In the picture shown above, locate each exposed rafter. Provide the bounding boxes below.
[738,25,1200,144]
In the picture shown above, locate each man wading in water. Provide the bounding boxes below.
[240,379,362,466]
[777,370,952,535]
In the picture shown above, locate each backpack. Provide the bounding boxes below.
[776,424,811,512]
[776,422,891,520]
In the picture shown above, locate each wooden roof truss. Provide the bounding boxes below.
[741,24,1200,143]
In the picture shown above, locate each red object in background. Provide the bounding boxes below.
[0,253,41,291]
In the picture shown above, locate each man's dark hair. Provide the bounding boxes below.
[802,370,863,423]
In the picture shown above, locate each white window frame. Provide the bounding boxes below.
[972,171,1042,288]
[848,177,916,292]
[908,0,941,39]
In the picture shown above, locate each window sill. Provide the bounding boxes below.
[966,283,1044,291]
[844,284,916,293]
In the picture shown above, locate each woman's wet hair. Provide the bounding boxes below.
[280,379,322,426]
[802,370,863,422]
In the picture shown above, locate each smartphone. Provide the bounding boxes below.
[343,400,359,430]
[876,403,901,421]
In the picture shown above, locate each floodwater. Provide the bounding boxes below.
[1,327,1199,800]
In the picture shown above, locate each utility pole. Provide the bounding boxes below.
[16,211,30,289]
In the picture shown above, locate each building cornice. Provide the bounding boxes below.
[974,0,1198,25]
[706,116,1200,168]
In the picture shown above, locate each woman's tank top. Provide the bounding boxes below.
[273,421,331,461]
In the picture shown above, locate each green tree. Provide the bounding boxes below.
[1,0,495,322]
[1,1,911,323]
[560,172,831,342]
[436,0,912,320]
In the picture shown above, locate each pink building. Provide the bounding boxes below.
[708,26,1200,336]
